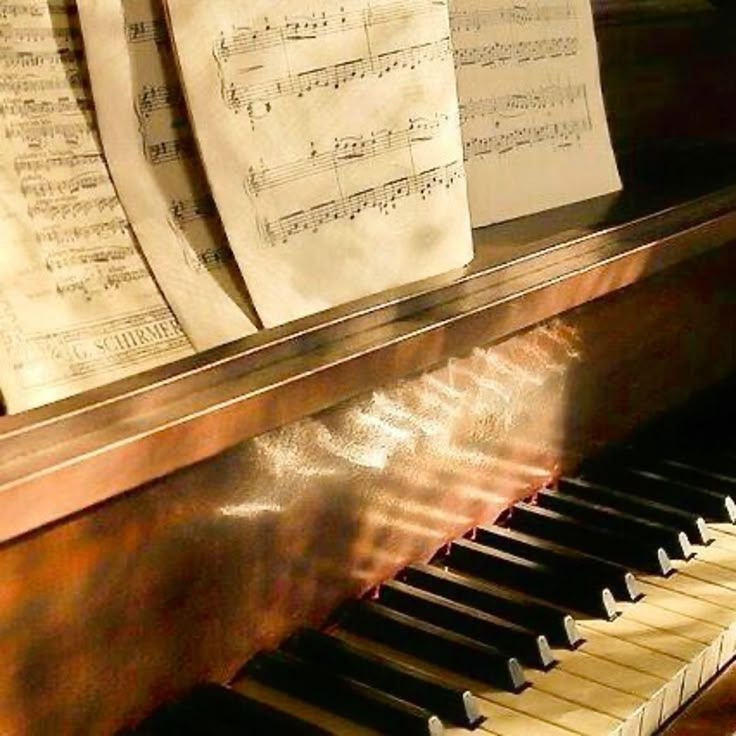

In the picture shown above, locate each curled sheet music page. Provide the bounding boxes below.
[164,0,474,328]
[452,0,621,226]
[0,0,194,413]
[77,0,260,349]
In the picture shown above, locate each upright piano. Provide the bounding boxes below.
[1,1,736,733]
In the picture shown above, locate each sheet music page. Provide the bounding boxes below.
[164,0,474,327]
[77,0,260,349]
[452,0,621,226]
[0,0,194,413]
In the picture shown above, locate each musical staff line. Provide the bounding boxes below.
[0,47,83,69]
[0,2,75,21]
[0,70,85,93]
[245,114,449,195]
[450,2,576,32]
[224,37,452,118]
[5,117,94,146]
[214,0,446,62]
[455,36,578,67]
[261,160,464,245]
[459,82,586,123]
[463,116,592,159]
[27,195,119,221]
[19,170,109,197]
[168,195,216,224]
[43,244,135,271]
[145,137,195,165]
[186,246,235,272]
[13,151,103,174]
[35,218,131,246]
[0,24,80,43]
[135,83,184,117]
[126,18,168,46]
[0,95,92,118]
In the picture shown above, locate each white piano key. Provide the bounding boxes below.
[526,667,646,725]
[635,579,736,669]
[690,542,736,572]
[573,622,690,721]
[230,524,736,736]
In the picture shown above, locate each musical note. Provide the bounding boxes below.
[0,24,80,45]
[27,195,120,222]
[261,160,464,245]
[185,246,235,272]
[245,114,450,195]
[165,0,474,327]
[168,195,216,224]
[5,118,94,147]
[0,0,194,411]
[35,218,132,247]
[0,69,85,93]
[126,18,167,45]
[0,47,83,69]
[224,37,452,118]
[0,95,92,118]
[454,36,578,68]
[214,0,444,62]
[0,2,75,21]
[459,82,586,123]
[135,83,183,117]
[72,0,258,349]
[463,117,593,159]
[13,151,104,174]
[145,136,194,165]
[451,0,621,225]
[44,244,135,271]
[450,2,576,32]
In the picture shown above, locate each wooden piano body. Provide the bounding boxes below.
[1,1,736,732]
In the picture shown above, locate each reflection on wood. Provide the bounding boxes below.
[1,245,735,733]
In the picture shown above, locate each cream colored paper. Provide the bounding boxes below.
[165,0,474,327]
[452,0,621,226]
[77,0,260,349]
[0,0,194,413]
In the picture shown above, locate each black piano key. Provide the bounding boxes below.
[400,562,583,648]
[245,650,444,736]
[133,702,210,736]
[340,600,528,692]
[535,489,694,561]
[583,466,736,523]
[285,628,483,728]
[647,457,736,496]
[176,683,331,735]
[669,450,736,479]
[472,524,642,602]
[509,503,674,576]
[508,502,673,577]
[558,476,712,546]
[136,688,254,736]
[446,537,617,620]
[379,579,555,670]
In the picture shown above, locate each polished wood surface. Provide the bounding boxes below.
[0,2,734,733]
[1,177,735,545]
[2,244,736,735]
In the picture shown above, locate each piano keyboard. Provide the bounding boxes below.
[134,431,736,735]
